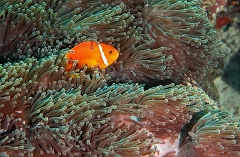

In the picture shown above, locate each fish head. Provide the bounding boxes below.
[101,43,120,65]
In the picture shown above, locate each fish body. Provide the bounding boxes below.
[66,41,119,71]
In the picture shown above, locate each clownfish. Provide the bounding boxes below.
[66,41,119,71]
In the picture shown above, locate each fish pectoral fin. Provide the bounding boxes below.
[90,41,94,50]
[96,58,103,64]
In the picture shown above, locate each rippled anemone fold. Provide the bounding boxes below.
[179,110,240,157]
[103,0,222,86]
[0,53,206,156]
[0,53,157,156]
[0,0,222,86]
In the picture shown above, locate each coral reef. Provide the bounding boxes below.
[1,0,240,157]
[212,1,240,117]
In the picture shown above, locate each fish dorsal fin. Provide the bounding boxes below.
[90,41,94,50]
[97,42,109,66]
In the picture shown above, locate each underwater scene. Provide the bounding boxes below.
[0,0,240,156]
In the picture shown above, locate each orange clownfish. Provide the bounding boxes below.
[66,41,119,71]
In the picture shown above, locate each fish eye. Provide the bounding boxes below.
[109,50,113,54]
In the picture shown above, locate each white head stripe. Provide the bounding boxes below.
[97,42,108,66]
